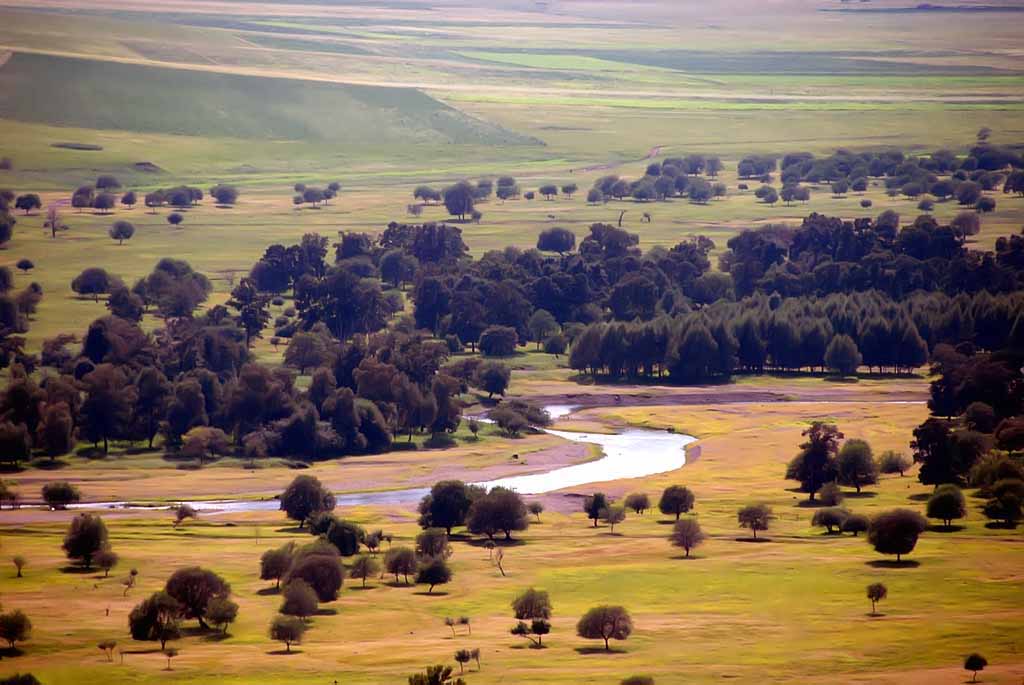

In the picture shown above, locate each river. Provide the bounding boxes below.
[65,404,695,513]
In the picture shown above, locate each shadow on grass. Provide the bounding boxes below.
[796,499,828,509]
[274,526,306,534]
[348,585,376,591]
[735,537,772,543]
[574,646,628,655]
[315,608,338,616]
[656,519,680,526]
[413,591,450,597]
[29,458,69,471]
[59,565,96,574]
[256,586,281,596]
[0,647,25,658]
[984,521,1019,530]
[907,493,931,502]
[201,632,230,643]
[866,559,920,569]
[267,649,302,656]
[867,612,887,618]
[843,491,878,499]
[669,554,702,561]
[927,524,965,533]
[465,537,526,549]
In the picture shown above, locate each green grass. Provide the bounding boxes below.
[0,52,536,146]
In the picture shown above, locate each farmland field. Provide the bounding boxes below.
[1,1,1023,684]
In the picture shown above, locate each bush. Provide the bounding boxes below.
[817,482,844,506]
[878,450,911,476]
[280,579,318,618]
[811,507,849,533]
[415,557,453,593]
[42,481,80,509]
[926,484,966,529]
[841,513,869,536]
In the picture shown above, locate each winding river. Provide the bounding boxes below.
[68,404,696,513]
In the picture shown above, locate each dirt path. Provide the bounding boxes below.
[574,144,664,174]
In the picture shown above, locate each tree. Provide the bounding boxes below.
[537,227,575,254]
[982,485,1022,527]
[280,579,318,618]
[576,606,633,651]
[738,504,771,539]
[165,567,231,629]
[528,501,544,522]
[164,647,179,670]
[416,528,452,559]
[964,653,987,683]
[416,557,452,593]
[836,439,878,493]
[418,480,478,534]
[350,554,380,588]
[269,615,306,653]
[204,597,239,634]
[80,364,135,453]
[825,335,861,375]
[786,422,842,500]
[624,493,650,515]
[670,517,704,557]
[129,592,181,649]
[15,259,32,275]
[260,543,295,589]
[473,361,510,398]
[286,547,343,601]
[467,487,529,541]
[658,485,695,520]
[43,481,80,509]
[511,588,552,647]
[0,610,31,649]
[602,504,626,533]
[527,309,559,348]
[93,193,116,213]
[71,268,117,301]
[385,546,418,584]
[866,582,887,615]
[454,648,472,674]
[867,509,927,562]
[96,548,119,577]
[479,326,518,357]
[878,450,911,477]
[583,493,608,527]
[443,181,474,220]
[62,513,108,568]
[167,212,184,227]
[539,184,558,200]
[14,194,41,215]
[13,555,26,577]
[811,507,849,534]
[279,475,335,527]
[210,184,239,206]
[926,484,966,529]
[843,509,868,536]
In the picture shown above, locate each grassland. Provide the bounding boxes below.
[2,373,1023,684]
[0,0,1023,682]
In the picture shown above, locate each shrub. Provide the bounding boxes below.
[811,507,849,534]
[867,509,927,562]
[669,518,704,557]
[576,606,633,651]
[926,484,966,529]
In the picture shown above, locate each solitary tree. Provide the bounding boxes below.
[583,493,608,527]
[0,610,32,649]
[43,481,81,509]
[385,546,418,584]
[455,649,472,674]
[164,567,231,629]
[658,486,695,520]
[825,335,861,376]
[62,513,108,568]
[269,615,306,653]
[602,505,626,533]
[878,450,912,477]
[670,517,705,557]
[13,555,26,577]
[511,588,552,648]
[624,493,650,515]
[836,439,878,493]
[279,475,335,528]
[576,605,633,651]
[108,221,134,245]
[964,654,987,683]
[167,213,184,227]
[95,548,119,577]
[866,582,887,615]
[738,504,771,539]
[163,647,178,670]
[841,513,869,536]
[926,484,967,530]
[528,501,544,522]
[416,557,453,594]
[260,543,295,589]
[350,554,380,588]
[867,509,927,562]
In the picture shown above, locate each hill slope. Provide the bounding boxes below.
[0,51,538,146]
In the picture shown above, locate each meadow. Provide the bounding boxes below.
[0,0,1023,683]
